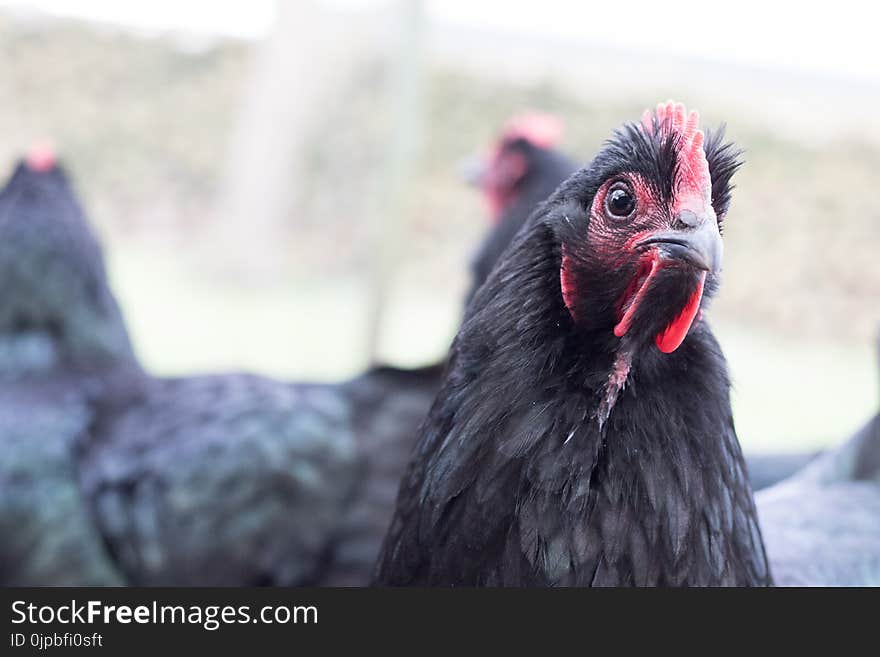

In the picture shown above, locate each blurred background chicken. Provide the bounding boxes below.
[460,113,577,305]
[0,153,135,585]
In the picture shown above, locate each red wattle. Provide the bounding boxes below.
[614,258,659,338]
[654,272,706,353]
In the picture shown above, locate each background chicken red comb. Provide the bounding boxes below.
[501,113,564,149]
[26,139,57,173]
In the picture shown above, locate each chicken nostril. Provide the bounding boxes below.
[674,209,701,229]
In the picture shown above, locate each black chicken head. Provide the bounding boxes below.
[553,101,741,354]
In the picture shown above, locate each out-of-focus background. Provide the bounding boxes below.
[0,0,877,452]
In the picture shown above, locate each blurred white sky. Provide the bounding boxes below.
[1,0,877,84]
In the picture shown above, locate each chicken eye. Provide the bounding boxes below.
[605,183,636,218]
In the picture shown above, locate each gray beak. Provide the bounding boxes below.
[635,214,723,273]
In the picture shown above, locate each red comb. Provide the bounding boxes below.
[26,140,57,173]
[642,100,712,210]
[501,113,564,149]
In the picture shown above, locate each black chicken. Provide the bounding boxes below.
[0,150,133,585]
[375,102,880,586]
[0,147,448,585]
[463,116,821,492]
